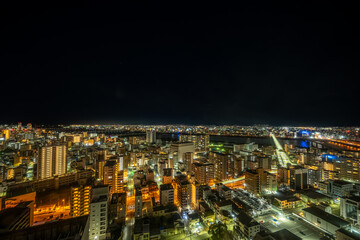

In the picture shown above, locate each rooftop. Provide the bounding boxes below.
[271,229,302,240]
[336,228,360,239]
[236,209,259,227]
[298,189,331,199]
[160,183,173,191]
[215,199,233,208]
[274,191,301,202]
[0,207,29,231]
[303,206,350,228]
[331,179,353,186]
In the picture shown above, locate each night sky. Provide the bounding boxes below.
[1,1,359,126]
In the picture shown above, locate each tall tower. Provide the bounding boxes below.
[146,130,156,143]
[135,189,143,218]
[38,145,67,179]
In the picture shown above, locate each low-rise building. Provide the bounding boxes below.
[340,196,360,224]
[302,206,350,235]
[273,191,302,209]
[335,228,360,240]
[235,209,260,239]
[327,180,353,197]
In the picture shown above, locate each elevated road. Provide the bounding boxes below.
[210,176,245,188]
[270,133,296,167]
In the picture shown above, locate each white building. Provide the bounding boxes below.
[38,145,67,179]
[340,196,360,224]
[327,180,353,197]
[303,206,350,235]
[89,186,109,240]
[170,142,195,166]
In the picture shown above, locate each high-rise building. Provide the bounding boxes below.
[290,167,308,190]
[210,152,234,181]
[179,134,209,152]
[89,186,109,240]
[103,160,123,194]
[245,168,277,195]
[109,192,127,222]
[135,189,143,218]
[192,162,214,185]
[183,152,194,172]
[3,129,10,140]
[173,175,192,210]
[245,169,260,194]
[146,130,156,143]
[170,142,195,166]
[160,183,174,206]
[37,145,67,180]
[70,184,92,217]
[162,168,173,184]
[234,155,244,177]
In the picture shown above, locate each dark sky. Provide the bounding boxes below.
[1,1,359,126]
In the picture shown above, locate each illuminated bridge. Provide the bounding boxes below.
[270,133,296,167]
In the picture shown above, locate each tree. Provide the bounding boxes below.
[208,222,232,240]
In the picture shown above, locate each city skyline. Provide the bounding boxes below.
[1,2,360,239]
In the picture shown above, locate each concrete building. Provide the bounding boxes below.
[162,168,173,184]
[109,192,127,222]
[328,180,353,197]
[170,142,195,165]
[289,167,308,190]
[302,206,350,235]
[340,196,360,224]
[183,152,194,172]
[103,160,123,194]
[0,201,34,233]
[146,130,156,144]
[336,228,360,240]
[89,185,109,240]
[193,162,214,185]
[235,209,260,239]
[135,189,143,218]
[210,152,234,181]
[160,184,174,206]
[179,134,209,152]
[37,145,67,179]
[70,184,92,217]
[245,169,260,195]
[173,175,192,210]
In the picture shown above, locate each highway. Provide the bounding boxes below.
[270,133,296,167]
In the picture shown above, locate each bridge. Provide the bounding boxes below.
[270,133,296,167]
